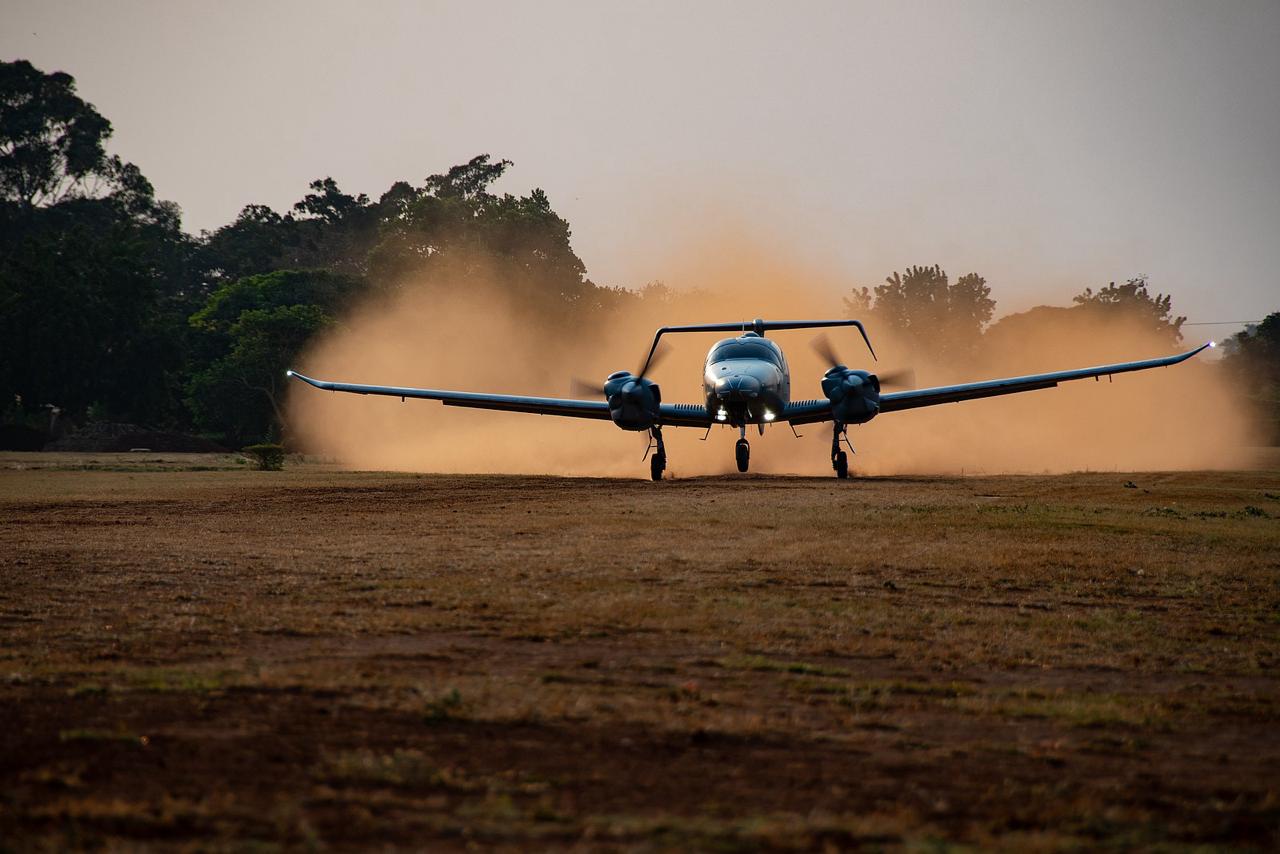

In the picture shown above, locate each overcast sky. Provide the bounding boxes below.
[4,0,1277,327]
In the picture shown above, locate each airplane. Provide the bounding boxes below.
[286,318,1214,481]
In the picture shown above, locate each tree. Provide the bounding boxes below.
[200,204,297,284]
[200,178,376,287]
[292,177,370,223]
[187,304,332,444]
[190,268,362,336]
[0,59,130,211]
[188,157,605,441]
[423,154,512,200]
[1072,276,1184,345]
[1221,312,1280,443]
[368,155,591,310]
[0,62,197,431]
[187,269,362,444]
[844,264,995,360]
[1224,313,1280,383]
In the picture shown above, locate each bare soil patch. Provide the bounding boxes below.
[1,456,1277,849]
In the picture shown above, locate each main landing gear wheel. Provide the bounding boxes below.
[834,450,848,479]
[735,439,750,473]
[648,426,666,481]
[650,451,666,481]
[831,421,850,479]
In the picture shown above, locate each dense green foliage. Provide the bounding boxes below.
[187,273,349,442]
[1,60,1273,447]
[1,61,195,431]
[1,62,613,447]
[1221,313,1280,442]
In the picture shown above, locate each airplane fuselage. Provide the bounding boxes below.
[702,332,790,427]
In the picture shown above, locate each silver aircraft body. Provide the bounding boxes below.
[288,317,1213,480]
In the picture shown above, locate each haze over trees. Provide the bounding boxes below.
[1,59,1272,448]
[844,265,997,361]
[1073,277,1187,346]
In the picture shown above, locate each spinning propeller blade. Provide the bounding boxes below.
[812,333,913,387]
[636,339,670,379]
[571,340,669,399]
[876,367,916,390]
[811,333,844,369]
[570,377,605,397]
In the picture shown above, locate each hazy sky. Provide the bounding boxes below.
[4,0,1278,327]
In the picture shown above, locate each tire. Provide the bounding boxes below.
[650,452,665,481]
[735,440,750,473]
[834,450,848,479]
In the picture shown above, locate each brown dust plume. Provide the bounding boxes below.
[287,240,1259,477]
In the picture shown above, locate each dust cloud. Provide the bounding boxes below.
[288,236,1259,477]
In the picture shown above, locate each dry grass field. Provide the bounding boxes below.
[1,452,1278,851]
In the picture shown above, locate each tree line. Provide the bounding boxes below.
[2,59,1276,448]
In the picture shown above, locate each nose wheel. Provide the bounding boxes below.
[735,438,750,472]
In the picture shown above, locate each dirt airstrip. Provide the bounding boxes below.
[1,453,1277,850]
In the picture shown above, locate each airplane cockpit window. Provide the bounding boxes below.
[709,340,783,365]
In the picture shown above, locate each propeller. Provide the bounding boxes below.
[810,332,846,370]
[811,333,913,388]
[635,339,670,379]
[570,376,604,397]
[637,338,675,381]
[571,340,670,397]
[875,367,916,390]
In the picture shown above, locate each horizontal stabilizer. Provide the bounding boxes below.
[640,318,875,375]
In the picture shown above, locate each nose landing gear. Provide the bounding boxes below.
[735,424,750,472]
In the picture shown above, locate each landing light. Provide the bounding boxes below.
[763,410,775,422]
[1209,340,1217,348]
[715,408,728,422]
[285,369,294,377]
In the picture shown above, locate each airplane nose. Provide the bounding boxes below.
[715,374,762,399]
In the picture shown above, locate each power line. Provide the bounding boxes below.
[1183,320,1263,326]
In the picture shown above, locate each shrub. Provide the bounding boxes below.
[242,443,284,471]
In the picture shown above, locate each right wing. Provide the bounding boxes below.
[878,342,1213,413]
[780,342,1212,425]
[286,371,713,427]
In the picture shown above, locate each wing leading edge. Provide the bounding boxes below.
[783,342,1213,425]
[285,371,713,427]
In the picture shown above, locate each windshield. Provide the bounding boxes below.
[708,339,783,366]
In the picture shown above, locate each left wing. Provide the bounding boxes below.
[286,371,713,427]
[783,342,1213,424]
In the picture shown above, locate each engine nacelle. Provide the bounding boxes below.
[604,370,661,431]
[821,366,880,425]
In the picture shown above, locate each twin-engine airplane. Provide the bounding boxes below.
[288,318,1212,480]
